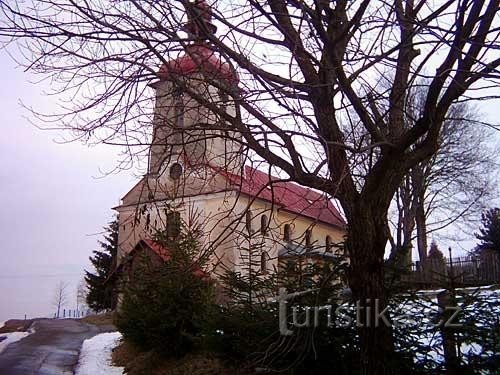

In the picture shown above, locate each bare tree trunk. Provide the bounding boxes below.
[415,194,428,263]
[347,205,395,374]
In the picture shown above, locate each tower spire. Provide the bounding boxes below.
[183,0,217,40]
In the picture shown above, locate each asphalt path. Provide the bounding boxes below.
[0,319,113,375]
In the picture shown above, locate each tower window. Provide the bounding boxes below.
[260,214,268,235]
[283,224,291,241]
[326,235,332,252]
[173,86,184,128]
[169,162,183,180]
[218,88,229,112]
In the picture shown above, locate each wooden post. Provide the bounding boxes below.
[437,290,459,374]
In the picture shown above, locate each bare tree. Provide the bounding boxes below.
[389,91,498,266]
[52,281,68,319]
[1,1,500,372]
[76,278,88,315]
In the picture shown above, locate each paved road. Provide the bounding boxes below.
[0,319,113,375]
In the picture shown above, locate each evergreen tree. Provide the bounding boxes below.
[475,208,500,254]
[115,221,214,358]
[85,218,119,311]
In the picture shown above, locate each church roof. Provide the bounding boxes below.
[158,44,239,86]
[228,166,346,229]
[133,239,209,279]
[141,239,172,261]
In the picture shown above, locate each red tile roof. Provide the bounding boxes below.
[227,166,346,228]
[158,44,239,86]
[139,239,209,279]
[142,239,172,262]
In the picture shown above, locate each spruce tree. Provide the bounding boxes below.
[85,218,119,311]
[115,220,214,357]
[475,208,500,254]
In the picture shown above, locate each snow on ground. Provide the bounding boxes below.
[75,332,124,375]
[0,331,31,354]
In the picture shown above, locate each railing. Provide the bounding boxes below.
[402,252,500,287]
[52,308,100,319]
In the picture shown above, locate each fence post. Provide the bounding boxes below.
[437,290,459,374]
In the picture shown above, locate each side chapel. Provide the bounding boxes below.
[114,0,346,279]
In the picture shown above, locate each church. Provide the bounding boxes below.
[114,0,346,278]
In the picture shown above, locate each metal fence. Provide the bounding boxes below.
[403,251,500,287]
[52,308,99,319]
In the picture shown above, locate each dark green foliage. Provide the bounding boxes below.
[208,234,362,373]
[475,207,500,254]
[115,227,214,358]
[85,218,119,311]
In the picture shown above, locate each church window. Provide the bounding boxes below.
[325,235,332,252]
[245,210,253,233]
[166,211,181,239]
[169,162,183,180]
[173,86,184,128]
[283,224,291,241]
[218,88,228,112]
[260,214,268,235]
[305,229,312,249]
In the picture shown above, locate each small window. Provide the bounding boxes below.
[261,252,269,274]
[173,86,184,128]
[283,224,291,241]
[260,214,268,235]
[169,162,183,180]
[218,88,228,112]
[166,211,181,239]
[245,210,252,233]
[305,229,312,249]
[325,235,332,252]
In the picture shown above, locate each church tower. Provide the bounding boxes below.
[115,1,243,261]
[147,0,241,198]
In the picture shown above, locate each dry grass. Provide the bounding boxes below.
[111,340,249,375]
[79,312,115,327]
[0,319,34,334]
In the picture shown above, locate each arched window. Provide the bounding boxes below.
[325,235,332,252]
[305,229,312,249]
[173,86,184,128]
[283,224,291,241]
[218,88,228,112]
[261,252,269,274]
[245,210,253,233]
[260,214,268,235]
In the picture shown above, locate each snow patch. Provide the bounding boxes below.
[75,332,124,375]
[0,331,31,354]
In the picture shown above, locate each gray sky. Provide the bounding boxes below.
[0,50,135,321]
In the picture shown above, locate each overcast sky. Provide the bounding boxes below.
[0,50,135,321]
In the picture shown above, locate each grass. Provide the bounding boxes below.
[79,312,115,327]
[0,319,34,334]
[111,339,249,375]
